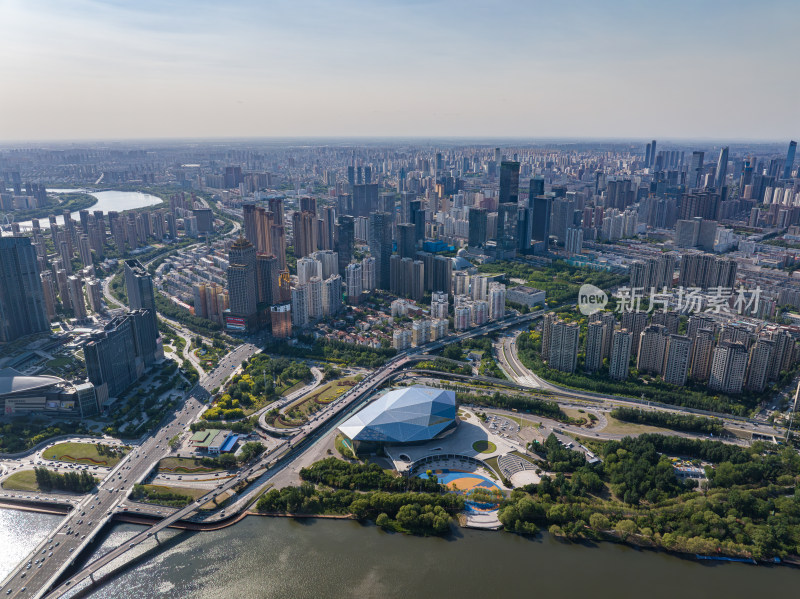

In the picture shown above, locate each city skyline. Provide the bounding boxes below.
[3,0,799,141]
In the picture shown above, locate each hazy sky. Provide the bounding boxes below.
[2,0,798,141]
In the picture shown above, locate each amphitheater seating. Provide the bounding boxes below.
[498,454,536,478]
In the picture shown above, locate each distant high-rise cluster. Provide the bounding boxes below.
[543,307,797,395]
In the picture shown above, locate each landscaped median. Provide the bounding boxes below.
[131,484,208,508]
[267,377,356,429]
[157,457,224,474]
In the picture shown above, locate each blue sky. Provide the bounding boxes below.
[1,0,797,141]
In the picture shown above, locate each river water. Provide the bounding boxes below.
[13,190,162,230]
[2,509,797,599]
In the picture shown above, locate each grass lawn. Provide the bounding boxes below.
[472,440,497,453]
[2,470,40,491]
[46,356,73,369]
[505,415,540,428]
[277,377,356,426]
[158,457,223,473]
[45,442,127,467]
[335,434,355,459]
[599,415,669,436]
[279,380,306,396]
[481,456,502,480]
[144,484,207,498]
[136,484,207,507]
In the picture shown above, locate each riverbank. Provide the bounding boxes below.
[9,189,163,230]
[7,192,96,222]
[46,515,800,598]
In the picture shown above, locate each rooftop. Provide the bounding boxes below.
[0,367,64,397]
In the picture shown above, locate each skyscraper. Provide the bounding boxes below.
[84,315,139,398]
[499,161,520,204]
[468,207,488,248]
[397,223,417,259]
[715,146,729,189]
[688,151,705,189]
[531,195,552,245]
[496,161,520,257]
[227,237,257,319]
[368,211,393,290]
[550,197,575,245]
[528,176,545,203]
[256,253,280,306]
[124,258,157,329]
[336,215,355,275]
[496,202,518,257]
[783,141,797,179]
[0,237,49,342]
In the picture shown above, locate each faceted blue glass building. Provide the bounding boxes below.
[338,386,457,453]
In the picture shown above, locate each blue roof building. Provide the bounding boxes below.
[338,386,457,453]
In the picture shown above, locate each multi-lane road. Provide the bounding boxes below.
[495,328,785,439]
[0,344,259,599]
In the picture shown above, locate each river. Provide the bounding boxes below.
[13,190,163,230]
[1,509,797,599]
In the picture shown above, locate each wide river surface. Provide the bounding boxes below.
[1,509,797,599]
[14,190,162,230]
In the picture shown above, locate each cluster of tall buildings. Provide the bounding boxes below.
[543,308,797,395]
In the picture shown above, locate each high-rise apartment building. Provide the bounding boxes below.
[745,337,775,393]
[609,329,632,380]
[345,262,363,304]
[548,319,579,373]
[488,282,506,320]
[292,210,317,259]
[708,341,748,394]
[68,275,87,321]
[621,311,648,357]
[637,325,667,375]
[585,321,605,373]
[662,334,691,386]
[690,328,715,382]
[291,284,309,328]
